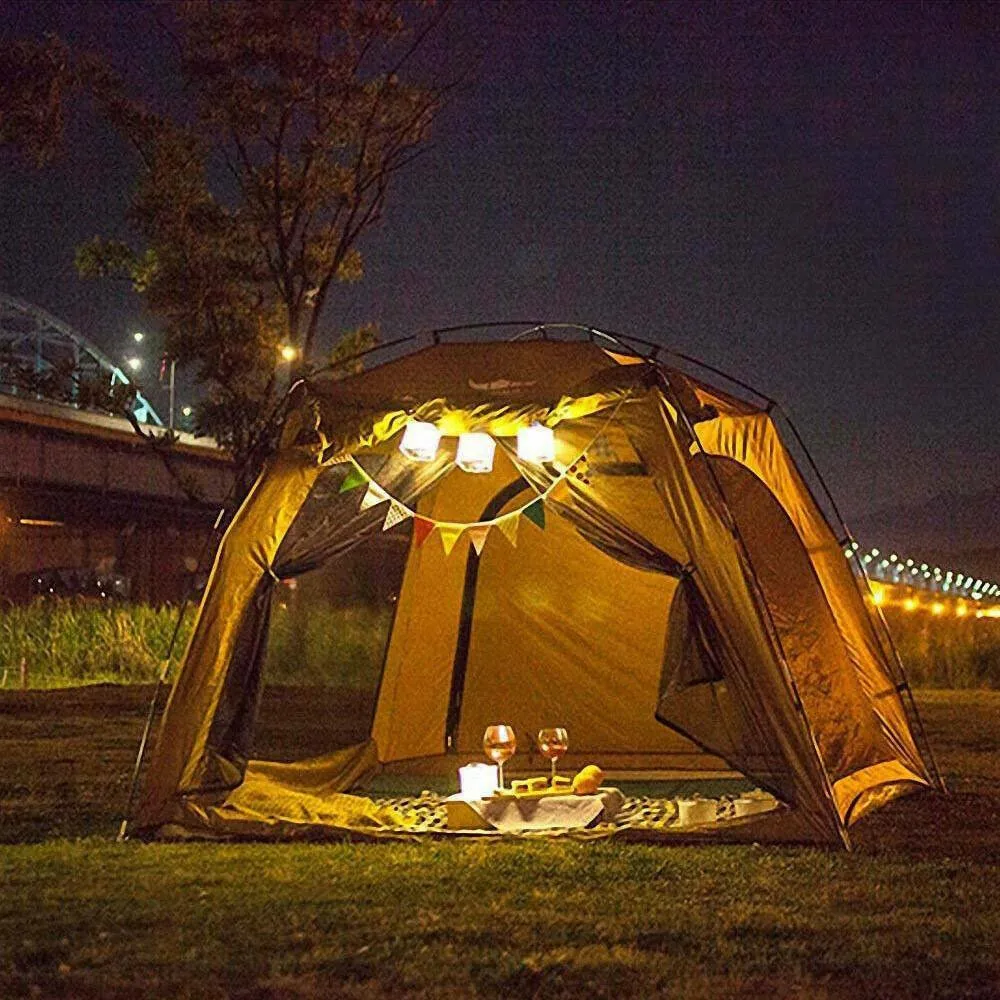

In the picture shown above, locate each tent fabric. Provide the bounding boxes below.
[692,414,931,791]
[134,338,935,847]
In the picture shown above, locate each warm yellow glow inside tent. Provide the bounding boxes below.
[132,334,938,847]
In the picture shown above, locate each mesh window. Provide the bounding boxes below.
[250,528,409,763]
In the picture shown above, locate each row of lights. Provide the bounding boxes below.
[869,584,1000,619]
[399,420,555,473]
[846,543,1000,602]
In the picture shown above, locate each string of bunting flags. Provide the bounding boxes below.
[336,456,583,556]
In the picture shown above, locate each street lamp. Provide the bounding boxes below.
[279,344,299,363]
[124,334,178,431]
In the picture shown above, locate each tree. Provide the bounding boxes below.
[2,0,452,492]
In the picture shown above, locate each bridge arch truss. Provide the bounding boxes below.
[0,293,161,426]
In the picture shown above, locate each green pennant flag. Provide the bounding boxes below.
[523,498,545,530]
[338,465,367,493]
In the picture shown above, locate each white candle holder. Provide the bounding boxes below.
[458,762,499,799]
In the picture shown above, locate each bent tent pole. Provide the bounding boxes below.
[117,503,229,841]
[772,404,947,795]
[655,368,852,849]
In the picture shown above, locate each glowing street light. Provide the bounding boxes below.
[279,344,299,363]
[132,331,145,343]
[126,357,142,372]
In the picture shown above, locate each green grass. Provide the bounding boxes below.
[1,687,1000,998]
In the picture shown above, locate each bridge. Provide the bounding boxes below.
[0,296,232,603]
[1,295,995,609]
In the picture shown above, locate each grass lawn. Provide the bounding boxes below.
[1,687,999,999]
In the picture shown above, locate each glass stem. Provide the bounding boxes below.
[551,759,557,780]
[498,761,505,790]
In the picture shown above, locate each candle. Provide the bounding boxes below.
[458,763,499,799]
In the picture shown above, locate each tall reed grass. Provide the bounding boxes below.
[883,606,1000,689]
[0,602,192,688]
[0,600,392,690]
[1,598,997,690]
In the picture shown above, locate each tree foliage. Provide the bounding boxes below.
[2,1,451,489]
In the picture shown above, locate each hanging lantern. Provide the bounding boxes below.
[456,432,496,473]
[516,422,555,464]
[399,420,441,462]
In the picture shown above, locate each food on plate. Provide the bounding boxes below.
[571,764,604,795]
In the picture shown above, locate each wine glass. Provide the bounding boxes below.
[483,725,517,789]
[537,727,569,780]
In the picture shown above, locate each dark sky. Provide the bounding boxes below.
[1,0,998,523]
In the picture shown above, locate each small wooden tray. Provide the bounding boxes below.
[492,783,575,800]
[490,788,566,800]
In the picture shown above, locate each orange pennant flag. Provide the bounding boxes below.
[467,525,490,555]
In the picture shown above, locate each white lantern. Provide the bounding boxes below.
[399,420,441,462]
[456,432,496,474]
[516,422,555,464]
[458,763,499,799]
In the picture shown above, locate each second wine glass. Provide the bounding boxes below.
[537,727,569,780]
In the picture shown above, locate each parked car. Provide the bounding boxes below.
[17,567,132,601]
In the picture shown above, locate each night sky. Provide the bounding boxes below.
[1,0,998,524]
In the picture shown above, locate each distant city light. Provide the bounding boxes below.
[852,544,998,603]
[126,357,142,372]
[279,344,298,362]
[181,406,193,417]
[132,331,145,343]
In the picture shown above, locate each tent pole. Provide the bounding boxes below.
[117,505,229,841]
[655,370,851,848]
[117,379,308,840]
[773,405,947,794]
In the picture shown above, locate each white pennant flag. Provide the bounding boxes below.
[382,500,411,531]
[360,481,390,511]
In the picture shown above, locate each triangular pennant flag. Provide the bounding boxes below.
[523,498,546,530]
[467,524,490,555]
[496,515,519,548]
[439,524,465,556]
[359,481,390,511]
[338,464,367,493]
[382,500,411,531]
[413,517,435,547]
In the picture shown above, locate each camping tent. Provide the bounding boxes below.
[132,328,940,847]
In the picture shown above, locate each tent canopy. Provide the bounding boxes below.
[134,331,937,846]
